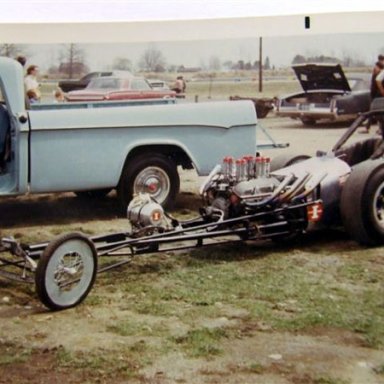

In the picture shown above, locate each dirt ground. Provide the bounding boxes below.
[0,116,383,384]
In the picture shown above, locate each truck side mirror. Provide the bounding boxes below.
[18,114,28,124]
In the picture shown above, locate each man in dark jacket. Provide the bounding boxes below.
[371,55,384,99]
[362,55,384,133]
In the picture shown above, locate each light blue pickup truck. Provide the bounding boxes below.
[0,57,282,210]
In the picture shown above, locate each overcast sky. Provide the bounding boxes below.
[24,31,384,72]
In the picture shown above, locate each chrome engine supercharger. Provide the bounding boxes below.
[127,155,281,229]
[200,155,283,219]
[127,193,173,229]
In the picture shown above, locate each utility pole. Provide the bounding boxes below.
[259,36,263,93]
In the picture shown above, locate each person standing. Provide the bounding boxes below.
[24,65,41,102]
[15,55,27,68]
[26,90,39,104]
[53,87,66,103]
[372,56,384,136]
[371,55,384,99]
[181,76,186,93]
[375,63,384,97]
[361,55,384,133]
[172,76,184,94]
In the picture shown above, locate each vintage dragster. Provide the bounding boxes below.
[1,98,384,311]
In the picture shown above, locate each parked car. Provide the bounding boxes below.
[276,63,371,126]
[58,71,117,92]
[229,95,275,118]
[66,75,177,102]
[148,79,187,99]
[148,79,170,90]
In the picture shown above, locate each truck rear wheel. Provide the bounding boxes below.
[340,159,384,245]
[118,153,180,212]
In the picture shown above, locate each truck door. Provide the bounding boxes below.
[0,96,22,195]
[0,102,11,174]
[0,59,29,196]
[0,74,18,195]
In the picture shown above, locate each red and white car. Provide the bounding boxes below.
[66,75,176,102]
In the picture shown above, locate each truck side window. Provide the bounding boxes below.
[0,101,11,171]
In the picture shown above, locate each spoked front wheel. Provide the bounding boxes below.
[35,232,98,310]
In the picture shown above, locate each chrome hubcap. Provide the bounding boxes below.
[373,181,384,229]
[134,167,170,204]
[54,252,84,291]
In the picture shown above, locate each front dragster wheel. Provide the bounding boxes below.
[35,232,97,310]
[270,154,310,172]
[340,159,384,245]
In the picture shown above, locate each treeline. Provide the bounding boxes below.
[291,54,367,67]
[0,42,371,80]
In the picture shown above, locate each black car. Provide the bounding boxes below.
[276,63,371,126]
[58,71,122,92]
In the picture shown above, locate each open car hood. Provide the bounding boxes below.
[292,63,351,92]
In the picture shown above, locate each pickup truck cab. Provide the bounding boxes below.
[0,57,281,211]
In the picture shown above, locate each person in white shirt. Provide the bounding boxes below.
[24,65,41,102]
[362,55,384,133]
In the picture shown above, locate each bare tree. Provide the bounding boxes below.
[0,44,17,57]
[264,56,271,70]
[208,56,221,71]
[112,57,133,71]
[223,60,234,71]
[0,44,24,58]
[138,44,166,72]
[59,43,87,78]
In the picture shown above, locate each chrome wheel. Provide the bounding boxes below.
[118,152,180,211]
[341,159,384,245]
[373,180,384,230]
[35,233,97,310]
[133,166,171,204]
